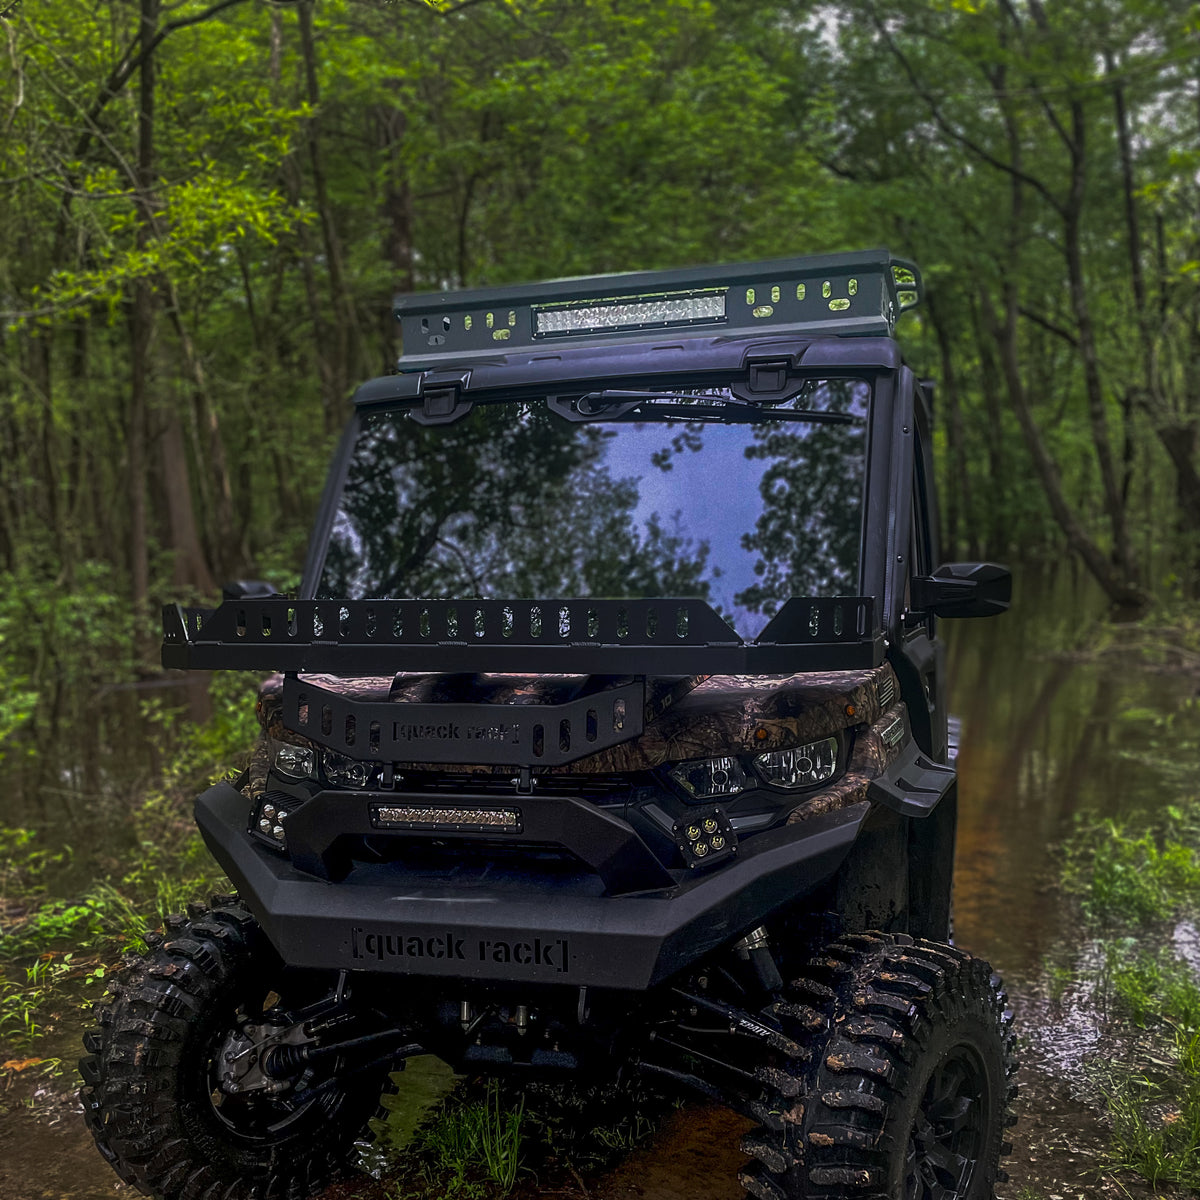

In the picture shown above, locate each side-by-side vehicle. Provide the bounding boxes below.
[81,249,1015,1200]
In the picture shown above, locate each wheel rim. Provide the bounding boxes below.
[200,981,343,1145]
[903,1043,989,1200]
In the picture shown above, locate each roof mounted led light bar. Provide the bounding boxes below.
[392,249,922,370]
[533,288,727,338]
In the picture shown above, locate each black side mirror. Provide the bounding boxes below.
[221,579,278,601]
[910,562,1011,619]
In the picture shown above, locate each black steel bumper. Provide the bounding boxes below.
[196,782,868,991]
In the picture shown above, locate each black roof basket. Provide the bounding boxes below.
[392,249,922,370]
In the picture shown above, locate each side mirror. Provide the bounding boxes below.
[910,562,1011,619]
[221,579,279,601]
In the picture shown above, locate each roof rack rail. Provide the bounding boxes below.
[392,249,921,370]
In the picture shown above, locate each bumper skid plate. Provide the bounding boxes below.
[196,782,867,991]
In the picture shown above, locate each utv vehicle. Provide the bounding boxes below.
[81,249,1015,1200]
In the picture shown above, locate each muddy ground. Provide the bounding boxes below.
[0,976,1176,1200]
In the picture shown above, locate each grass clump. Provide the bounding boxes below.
[1064,804,1200,927]
[376,1077,668,1199]
[1106,1024,1200,1192]
[1063,795,1200,1190]
[383,1080,526,1199]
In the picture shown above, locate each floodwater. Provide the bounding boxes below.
[949,568,1196,980]
[2,565,1196,1199]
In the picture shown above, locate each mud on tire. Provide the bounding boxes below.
[738,933,1017,1200]
[79,895,387,1200]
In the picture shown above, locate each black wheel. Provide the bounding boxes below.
[80,895,391,1200]
[739,933,1016,1200]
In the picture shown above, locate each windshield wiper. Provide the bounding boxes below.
[583,389,757,407]
[548,389,861,425]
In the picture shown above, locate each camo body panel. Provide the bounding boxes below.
[249,665,897,782]
[562,666,889,773]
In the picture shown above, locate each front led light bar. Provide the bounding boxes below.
[533,289,726,338]
[373,805,521,833]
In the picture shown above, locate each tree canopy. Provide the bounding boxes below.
[1,0,1198,797]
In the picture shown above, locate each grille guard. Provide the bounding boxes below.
[286,675,644,769]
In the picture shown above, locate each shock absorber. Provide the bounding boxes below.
[731,926,783,995]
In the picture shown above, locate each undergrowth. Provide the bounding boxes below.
[1062,795,1200,1191]
[375,1077,667,1198]
[388,1080,525,1198]
[0,673,255,1054]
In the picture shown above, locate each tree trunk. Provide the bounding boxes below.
[378,101,414,372]
[128,0,160,632]
[980,287,1147,613]
[160,411,217,594]
[161,279,242,580]
[297,0,359,430]
[1061,100,1135,580]
[926,291,973,558]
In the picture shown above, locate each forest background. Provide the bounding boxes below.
[1,0,1199,806]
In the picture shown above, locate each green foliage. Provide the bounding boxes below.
[1106,1023,1200,1192]
[1062,793,1200,1187]
[376,1077,667,1197]
[0,673,242,1056]
[390,1081,526,1198]
[1111,697,1200,793]
[140,671,262,791]
[1063,806,1200,927]
[516,1080,666,1175]
[1104,944,1200,1029]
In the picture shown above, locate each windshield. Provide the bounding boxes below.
[315,378,870,637]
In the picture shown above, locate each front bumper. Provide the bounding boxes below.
[196,781,868,991]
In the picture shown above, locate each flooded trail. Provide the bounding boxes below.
[3,570,1197,1198]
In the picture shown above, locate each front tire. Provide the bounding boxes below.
[80,896,389,1200]
[739,933,1016,1200]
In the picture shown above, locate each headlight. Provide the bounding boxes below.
[322,751,377,789]
[272,739,316,780]
[753,737,839,789]
[668,756,750,800]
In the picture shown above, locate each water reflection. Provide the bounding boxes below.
[949,566,1196,978]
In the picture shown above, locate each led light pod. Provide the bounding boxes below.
[753,737,839,789]
[250,791,295,851]
[668,756,750,800]
[672,806,737,869]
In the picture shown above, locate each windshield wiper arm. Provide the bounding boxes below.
[547,389,861,425]
[581,389,757,408]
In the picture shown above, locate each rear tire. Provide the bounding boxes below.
[738,933,1016,1200]
[80,895,389,1200]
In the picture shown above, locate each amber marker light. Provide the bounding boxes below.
[845,704,857,717]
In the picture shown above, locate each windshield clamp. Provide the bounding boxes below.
[411,372,474,425]
[734,357,802,405]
